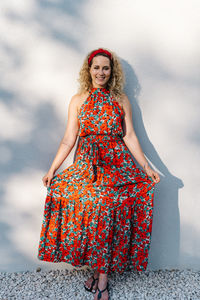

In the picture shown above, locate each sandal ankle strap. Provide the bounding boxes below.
[97,282,109,299]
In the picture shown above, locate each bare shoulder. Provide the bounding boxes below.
[118,93,131,112]
[120,93,130,105]
[70,92,87,103]
[69,91,90,113]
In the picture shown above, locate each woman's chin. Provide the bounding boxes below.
[95,80,108,87]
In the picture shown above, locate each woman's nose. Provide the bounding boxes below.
[98,68,104,75]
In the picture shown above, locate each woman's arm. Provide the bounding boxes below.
[121,94,160,183]
[48,94,80,174]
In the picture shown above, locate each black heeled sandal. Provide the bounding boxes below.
[84,275,99,293]
[96,282,109,299]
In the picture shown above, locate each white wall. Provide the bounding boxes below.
[0,0,199,272]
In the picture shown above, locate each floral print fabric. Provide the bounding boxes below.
[37,87,156,275]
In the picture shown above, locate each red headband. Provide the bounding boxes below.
[88,48,112,66]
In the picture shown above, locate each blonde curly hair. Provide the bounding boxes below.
[77,48,125,102]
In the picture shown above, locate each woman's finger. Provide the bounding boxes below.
[145,169,160,184]
[43,177,48,187]
[47,178,52,188]
[156,172,160,181]
[152,174,157,183]
[154,172,160,183]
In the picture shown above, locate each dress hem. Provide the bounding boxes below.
[37,255,149,275]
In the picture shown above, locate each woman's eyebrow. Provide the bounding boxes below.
[93,65,110,67]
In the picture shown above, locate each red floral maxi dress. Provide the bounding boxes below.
[37,87,156,275]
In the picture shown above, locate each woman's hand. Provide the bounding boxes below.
[143,164,160,184]
[42,170,55,187]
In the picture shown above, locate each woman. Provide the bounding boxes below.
[38,48,160,300]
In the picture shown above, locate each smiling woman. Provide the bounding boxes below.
[90,56,111,87]
[78,48,125,104]
[37,47,160,300]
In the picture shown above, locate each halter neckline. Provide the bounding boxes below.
[90,87,110,94]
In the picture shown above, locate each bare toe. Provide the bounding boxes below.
[84,275,99,293]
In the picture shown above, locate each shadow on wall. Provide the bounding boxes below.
[180,223,200,270]
[0,0,186,272]
[120,59,184,269]
[0,66,184,272]
[0,96,65,272]
[0,0,88,272]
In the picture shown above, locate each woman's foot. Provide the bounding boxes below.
[94,273,109,300]
[84,270,100,293]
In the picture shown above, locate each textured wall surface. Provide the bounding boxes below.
[0,0,199,272]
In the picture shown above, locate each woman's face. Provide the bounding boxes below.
[89,55,111,88]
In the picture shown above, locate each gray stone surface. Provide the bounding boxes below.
[0,268,200,299]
